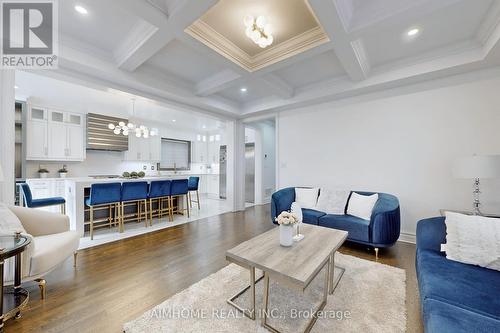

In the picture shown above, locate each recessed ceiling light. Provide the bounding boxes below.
[74,5,88,15]
[240,87,247,92]
[172,119,176,122]
[202,125,206,129]
[407,28,420,37]
[14,85,18,89]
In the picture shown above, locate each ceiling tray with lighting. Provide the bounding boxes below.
[185,0,329,72]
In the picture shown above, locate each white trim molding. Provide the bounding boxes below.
[398,232,416,244]
[185,20,329,72]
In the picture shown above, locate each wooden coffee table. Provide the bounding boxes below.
[226,224,348,333]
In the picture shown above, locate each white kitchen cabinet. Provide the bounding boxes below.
[124,134,160,162]
[192,140,208,163]
[27,105,85,161]
[26,115,48,159]
[208,141,220,164]
[207,174,219,198]
[48,111,67,159]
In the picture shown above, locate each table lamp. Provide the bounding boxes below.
[453,155,500,215]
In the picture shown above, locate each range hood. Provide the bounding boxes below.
[86,113,129,151]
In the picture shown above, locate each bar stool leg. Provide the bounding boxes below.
[120,202,124,233]
[186,194,190,218]
[149,199,153,226]
[108,204,112,228]
[90,206,94,240]
[143,199,148,227]
[169,196,174,222]
[196,190,200,210]
[137,201,141,223]
[188,192,192,209]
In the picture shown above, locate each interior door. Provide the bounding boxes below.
[245,143,255,203]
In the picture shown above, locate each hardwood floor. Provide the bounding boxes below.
[6,204,422,333]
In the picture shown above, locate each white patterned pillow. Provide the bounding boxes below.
[315,189,350,214]
[442,212,500,271]
[347,192,379,220]
[0,203,26,234]
[295,188,319,209]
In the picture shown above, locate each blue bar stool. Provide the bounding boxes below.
[188,176,200,210]
[86,183,122,240]
[121,181,149,230]
[148,180,172,224]
[171,179,190,218]
[20,183,66,214]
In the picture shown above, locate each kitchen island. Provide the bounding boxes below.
[63,175,196,237]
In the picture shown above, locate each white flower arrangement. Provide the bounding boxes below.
[275,211,299,226]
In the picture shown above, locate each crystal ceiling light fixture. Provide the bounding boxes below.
[244,15,273,48]
[107,98,158,138]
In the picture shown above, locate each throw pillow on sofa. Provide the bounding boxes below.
[295,188,319,209]
[347,192,379,220]
[315,189,350,214]
[442,211,500,271]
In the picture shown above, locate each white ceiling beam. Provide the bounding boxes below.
[256,74,294,99]
[195,69,243,96]
[308,0,370,81]
[117,0,218,72]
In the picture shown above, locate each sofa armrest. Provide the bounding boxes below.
[8,205,70,237]
[416,217,446,252]
[271,187,295,224]
[371,206,401,246]
[369,193,401,246]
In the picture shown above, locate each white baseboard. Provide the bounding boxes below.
[398,232,416,244]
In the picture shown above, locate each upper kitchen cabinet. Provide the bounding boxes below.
[124,133,161,162]
[26,105,86,161]
[192,140,208,163]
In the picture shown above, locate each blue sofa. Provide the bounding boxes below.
[271,188,401,254]
[416,217,500,333]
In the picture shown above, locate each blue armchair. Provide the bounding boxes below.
[271,187,401,257]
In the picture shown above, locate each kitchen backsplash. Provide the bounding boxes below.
[26,150,219,178]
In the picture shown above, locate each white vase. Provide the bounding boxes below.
[59,173,67,178]
[279,224,294,247]
[39,173,48,178]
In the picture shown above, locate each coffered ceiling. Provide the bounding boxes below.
[28,0,500,120]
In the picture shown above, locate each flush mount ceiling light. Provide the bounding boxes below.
[244,15,273,48]
[240,87,247,92]
[407,28,420,37]
[74,5,88,15]
[107,99,157,138]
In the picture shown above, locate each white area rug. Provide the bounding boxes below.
[124,253,406,333]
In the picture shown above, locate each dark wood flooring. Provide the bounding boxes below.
[6,204,422,333]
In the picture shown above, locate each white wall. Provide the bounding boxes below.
[277,76,500,237]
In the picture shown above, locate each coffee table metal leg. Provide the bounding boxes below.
[329,253,345,295]
[227,266,263,320]
[262,260,331,333]
[14,253,21,319]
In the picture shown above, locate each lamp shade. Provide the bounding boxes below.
[452,155,500,179]
[0,163,4,182]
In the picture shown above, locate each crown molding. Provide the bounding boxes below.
[185,20,330,72]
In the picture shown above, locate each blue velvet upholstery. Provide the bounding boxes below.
[121,182,148,201]
[188,177,199,191]
[86,182,121,206]
[416,217,500,332]
[149,180,171,198]
[318,214,370,242]
[302,209,325,225]
[271,188,400,248]
[171,179,188,196]
[20,183,66,208]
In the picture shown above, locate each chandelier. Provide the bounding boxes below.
[108,99,158,138]
[244,15,273,48]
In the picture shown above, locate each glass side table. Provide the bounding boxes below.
[0,233,31,332]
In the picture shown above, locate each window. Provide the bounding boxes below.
[158,138,191,170]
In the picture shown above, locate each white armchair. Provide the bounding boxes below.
[8,205,80,299]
